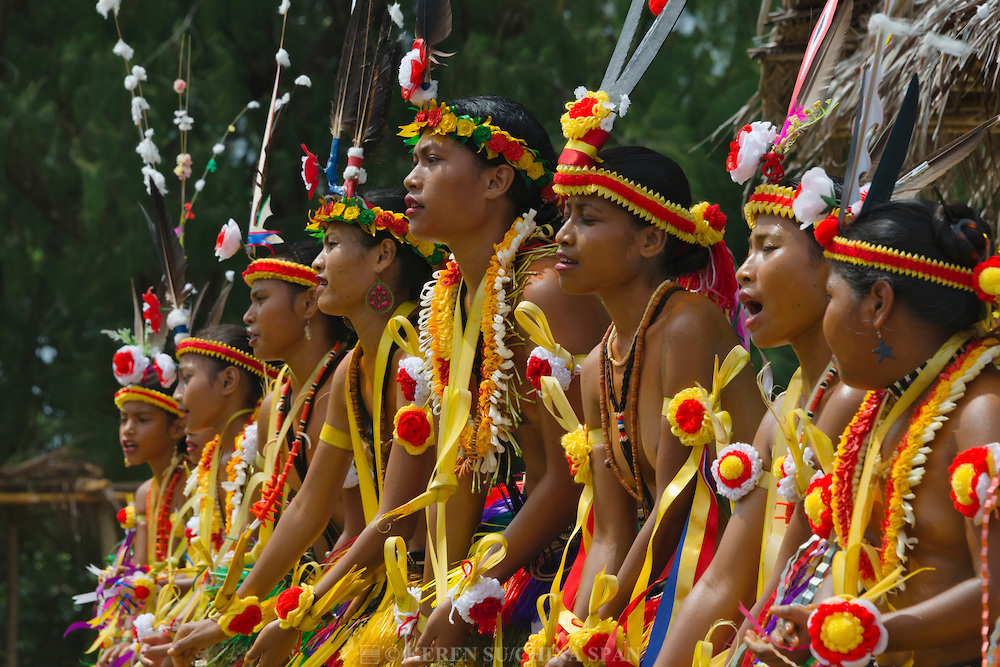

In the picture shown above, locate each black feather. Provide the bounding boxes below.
[894,115,1000,199]
[203,278,234,329]
[356,10,400,150]
[415,0,452,48]
[863,74,919,212]
[140,187,188,310]
[330,1,371,138]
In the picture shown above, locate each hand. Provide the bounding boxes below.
[168,619,227,666]
[743,604,814,667]
[138,633,171,667]
[243,620,299,667]
[401,598,472,666]
[96,640,132,667]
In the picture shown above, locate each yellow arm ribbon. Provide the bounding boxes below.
[514,301,586,370]
[384,536,422,634]
[691,620,738,667]
[345,344,380,523]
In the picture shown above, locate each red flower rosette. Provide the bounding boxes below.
[398,40,427,102]
[113,345,150,386]
[218,595,266,637]
[948,443,1000,522]
[526,347,574,397]
[807,597,888,667]
[117,506,136,531]
[486,133,510,154]
[142,288,162,333]
[813,213,839,247]
[665,387,714,448]
[973,256,1000,304]
[803,472,833,539]
[275,584,315,630]
[300,144,320,199]
[450,576,505,631]
[711,442,763,502]
[394,404,434,455]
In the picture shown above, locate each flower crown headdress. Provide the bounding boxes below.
[553,0,743,321]
[176,337,279,381]
[306,195,447,267]
[729,0,851,232]
[242,259,319,288]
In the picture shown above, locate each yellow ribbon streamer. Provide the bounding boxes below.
[691,620,738,667]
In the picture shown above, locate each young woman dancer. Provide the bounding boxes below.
[398,95,609,663]
[537,146,760,667]
[651,177,864,667]
[167,191,438,667]
[744,199,1000,667]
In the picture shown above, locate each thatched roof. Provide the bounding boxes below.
[745,0,1000,221]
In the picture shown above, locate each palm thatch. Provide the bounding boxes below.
[742,0,1000,221]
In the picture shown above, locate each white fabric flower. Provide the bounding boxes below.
[194,179,206,192]
[247,100,261,110]
[214,219,242,261]
[273,92,291,111]
[792,167,836,225]
[112,39,134,61]
[113,345,149,385]
[141,166,167,195]
[448,576,505,625]
[136,130,160,165]
[343,461,359,488]
[398,356,431,406]
[711,442,763,502]
[394,586,421,638]
[410,80,437,106]
[131,65,147,82]
[240,423,259,461]
[849,183,871,217]
[152,353,177,388]
[618,93,631,117]
[727,121,777,184]
[275,48,291,68]
[212,143,226,155]
[294,75,312,87]
[173,110,195,132]
[95,0,121,19]
[130,96,150,126]
[278,0,291,14]
[133,613,157,640]
[185,514,200,536]
[526,347,572,397]
[388,2,404,27]
[398,47,423,91]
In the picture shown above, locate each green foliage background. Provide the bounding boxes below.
[0,0,794,661]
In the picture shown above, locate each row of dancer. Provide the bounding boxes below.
[81,1,1000,667]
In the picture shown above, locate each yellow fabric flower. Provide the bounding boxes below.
[820,612,865,653]
[343,206,360,221]
[527,162,546,181]
[665,387,714,448]
[332,202,345,217]
[438,113,458,133]
[456,118,476,137]
[562,426,593,485]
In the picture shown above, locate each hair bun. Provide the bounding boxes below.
[932,202,990,268]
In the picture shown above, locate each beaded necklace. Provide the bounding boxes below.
[598,281,680,504]
[347,344,393,483]
[251,350,338,524]
[805,361,837,419]
[147,460,184,563]
[831,338,999,579]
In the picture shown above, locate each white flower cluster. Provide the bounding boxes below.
[398,356,431,406]
[222,422,259,528]
[727,121,777,185]
[710,442,763,502]
[132,613,157,640]
[173,109,194,132]
[527,347,573,396]
[393,586,422,638]
[448,576,505,625]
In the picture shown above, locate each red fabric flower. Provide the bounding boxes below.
[525,355,552,392]
[486,133,510,153]
[441,261,462,287]
[568,96,599,119]
[142,288,162,333]
[374,211,396,230]
[725,125,751,172]
[503,142,525,162]
[134,584,151,600]
[275,586,303,620]
[389,216,409,238]
[648,0,668,15]
[760,151,785,184]
[468,597,503,626]
[426,107,443,128]
[396,368,418,402]
[228,605,263,636]
[674,399,706,434]
[807,598,886,666]
[183,202,195,220]
[973,256,1000,303]
[717,449,752,488]
[300,144,320,200]
[395,407,432,447]
[415,110,428,124]
[117,508,129,525]
[804,473,833,539]
[813,214,839,247]
[581,632,611,662]
[702,204,726,232]
[113,348,140,380]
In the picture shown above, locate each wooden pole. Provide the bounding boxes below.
[6,507,18,667]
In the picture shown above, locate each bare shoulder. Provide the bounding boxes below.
[579,343,603,403]
[814,381,866,436]
[135,478,152,514]
[520,259,608,356]
[657,290,733,343]
[951,365,1000,452]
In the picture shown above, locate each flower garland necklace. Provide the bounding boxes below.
[223,417,259,529]
[192,435,223,549]
[831,338,1000,578]
[418,213,538,473]
[147,459,185,563]
[251,351,338,524]
[599,281,680,504]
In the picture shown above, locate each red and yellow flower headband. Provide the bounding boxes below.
[306,195,447,267]
[743,184,796,230]
[398,101,554,187]
[242,259,319,288]
[114,386,183,417]
[176,337,278,380]
[824,237,1000,304]
[553,89,726,248]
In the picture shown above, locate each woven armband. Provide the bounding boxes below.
[320,423,352,451]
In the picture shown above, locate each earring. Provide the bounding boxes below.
[123,456,131,468]
[872,328,895,364]
[366,277,395,314]
[304,318,312,341]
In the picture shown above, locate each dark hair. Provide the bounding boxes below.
[594,146,708,277]
[273,240,353,345]
[190,323,266,401]
[832,199,992,331]
[446,96,560,227]
[355,188,433,302]
[781,175,844,261]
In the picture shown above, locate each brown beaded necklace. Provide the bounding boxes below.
[599,280,680,505]
[347,345,393,486]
